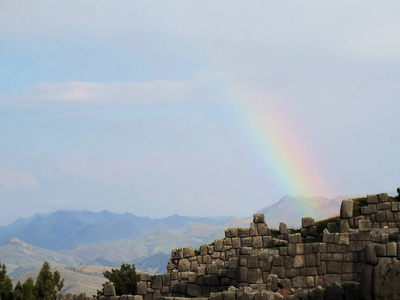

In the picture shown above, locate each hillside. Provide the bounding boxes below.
[0,210,227,251]
[0,238,78,278]
[12,267,107,296]
[258,195,345,228]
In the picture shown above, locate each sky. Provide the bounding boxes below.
[1,1,400,226]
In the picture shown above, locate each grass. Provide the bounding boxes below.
[269,229,280,238]
[315,216,339,234]
[352,197,368,217]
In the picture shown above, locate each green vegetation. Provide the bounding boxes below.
[98,263,140,296]
[388,195,400,202]
[315,216,339,234]
[269,229,280,238]
[0,260,64,300]
[352,197,368,217]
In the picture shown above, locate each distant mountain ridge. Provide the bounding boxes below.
[0,210,228,251]
[258,195,345,228]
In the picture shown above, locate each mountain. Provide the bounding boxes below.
[258,195,345,228]
[0,238,78,278]
[0,210,228,251]
[12,267,107,296]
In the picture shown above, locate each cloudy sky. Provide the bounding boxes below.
[1,1,399,225]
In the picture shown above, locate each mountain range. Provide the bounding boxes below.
[0,195,344,293]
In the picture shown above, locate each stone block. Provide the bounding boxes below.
[248,268,263,283]
[332,253,343,261]
[378,193,388,203]
[247,254,259,268]
[376,210,386,222]
[104,283,116,296]
[296,243,304,255]
[367,194,379,204]
[257,223,269,236]
[338,233,349,245]
[376,244,386,257]
[339,219,350,233]
[203,255,212,264]
[327,262,342,274]
[178,259,190,272]
[344,282,361,300]
[249,222,258,236]
[272,255,284,266]
[253,213,265,223]
[323,274,341,286]
[365,243,378,265]
[342,262,355,274]
[171,248,183,259]
[286,268,299,278]
[308,226,318,237]
[241,237,253,247]
[187,284,202,297]
[362,204,377,215]
[377,202,391,210]
[327,222,339,233]
[238,267,248,282]
[387,242,397,257]
[325,281,344,300]
[183,247,195,258]
[225,228,238,238]
[262,236,273,248]
[253,236,263,248]
[302,217,315,228]
[288,233,301,243]
[340,199,353,218]
[151,275,162,289]
[232,237,241,249]
[300,228,308,237]
[292,276,308,288]
[228,257,238,269]
[317,262,327,275]
[279,222,288,235]
[266,274,278,291]
[305,254,315,267]
[190,260,199,272]
[222,291,236,300]
[238,228,250,237]
[359,220,371,231]
[308,286,324,300]
[293,255,305,268]
[258,250,269,261]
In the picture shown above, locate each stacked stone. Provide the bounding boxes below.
[358,193,400,229]
[299,217,318,243]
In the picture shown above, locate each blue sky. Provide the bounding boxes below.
[1,1,400,225]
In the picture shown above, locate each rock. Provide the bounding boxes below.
[279,222,288,235]
[137,281,148,295]
[178,259,190,272]
[340,199,353,219]
[183,247,195,257]
[302,217,315,228]
[62,294,76,300]
[325,281,344,300]
[222,291,236,300]
[339,219,349,233]
[171,248,183,259]
[373,257,400,299]
[308,286,324,300]
[254,213,265,223]
[378,193,388,203]
[367,194,379,204]
[248,268,263,284]
[187,284,202,297]
[266,274,278,292]
[344,282,361,300]
[104,282,116,296]
[365,244,378,265]
[359,220,371,231]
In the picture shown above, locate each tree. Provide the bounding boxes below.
[34,261,64,300]
[14,281,24,300]
[100,263,140,296]
[0,262,13,300]
[22,278,36,300]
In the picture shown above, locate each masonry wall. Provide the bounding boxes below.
[135,192,400,300]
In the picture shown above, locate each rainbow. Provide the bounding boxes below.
[218,78,330,198]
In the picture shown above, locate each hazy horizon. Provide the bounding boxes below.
[1,1,399,226]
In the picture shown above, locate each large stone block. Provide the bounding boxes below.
[293,255,305,268]
[359,220,371,231]
[373,257,400,300]
[178,259,190,272]
[257,223,269,236]
[365,244,378,265]
[238,228,250,237]
[340,199,353,219]
[339,219,350,233]
[104,282,116,296]
[288,233,301,243]
[248,268,263,283]
[238,267,248,282]
[323,274,341,286]
[367,194,379,204]
[302,217,315,228]
[253,236,263,248]
[325,281,344,300]
[187,284,202,297]
[249,222,258,236]
[378,193,388,203]
[183,247,195,258]
[253,213,265,223]
[151,275,162,289]
[171,248,183,259]
[292,276,307,288]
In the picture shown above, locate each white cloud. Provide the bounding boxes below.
[0,169,39,192]
[25,76,208,106]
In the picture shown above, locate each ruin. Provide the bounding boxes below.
[65,192,400,300]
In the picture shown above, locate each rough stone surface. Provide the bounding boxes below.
[104,282,116,296]
[253,214,265,223]
[373,257,400,300]
[340,199,353,219]
[302,217,315,228]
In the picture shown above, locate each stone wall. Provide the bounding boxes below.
[64,192,400,299]
[135,192,400,300]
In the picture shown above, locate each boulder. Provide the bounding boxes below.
[373,257,400,299]
[340,199,353,219]
[302,217,315,228]
[104,282,116,296]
